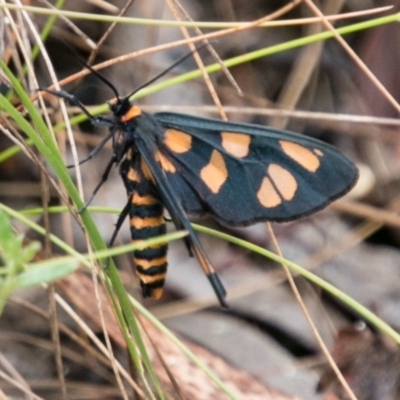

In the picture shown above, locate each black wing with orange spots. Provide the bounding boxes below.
[43,79,358,307]
[153,112,358,225]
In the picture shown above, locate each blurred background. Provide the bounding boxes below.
[2,1,400,399]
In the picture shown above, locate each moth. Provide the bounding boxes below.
[44,58,358,307]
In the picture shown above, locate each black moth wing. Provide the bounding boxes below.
[153,112,359,226]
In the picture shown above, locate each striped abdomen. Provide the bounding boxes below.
[129,185,167,300]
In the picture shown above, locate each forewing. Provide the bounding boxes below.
[154,112,358,226]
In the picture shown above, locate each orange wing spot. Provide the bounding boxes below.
[268,164,297,201]
[313,148,324,157]
[221,132,251,158]
[120,105,142,122]
[200,150,228,194]
[155,151,176,173]
[140,159,154,181]
[130,216,163,230]
[127,167,140,182]
[132,193,157,206]
[279,140,321,172]
[164,129,192,153]
[257,177,281,208]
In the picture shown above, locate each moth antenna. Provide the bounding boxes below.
[59,43,122,103]
[76,60,121,103]
[124,43,208,101]
[73,44,207,106]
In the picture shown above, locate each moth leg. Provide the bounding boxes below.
[40,88,112,126]
[101,195,132,271]
[40,88,115,167]
[109,195,132,247]
[67,130,115,168]
[79,155,116,213]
